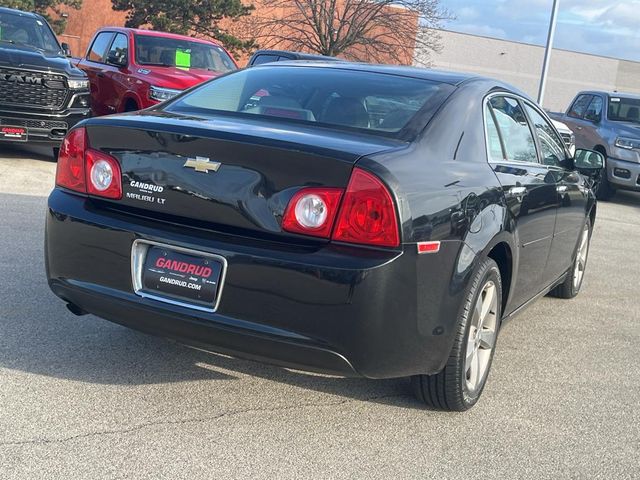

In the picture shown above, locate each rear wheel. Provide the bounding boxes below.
[549,218,591,299]
[52,147,60,161]
[412,258,502,411]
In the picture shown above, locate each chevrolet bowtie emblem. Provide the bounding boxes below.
[183,156,221,173]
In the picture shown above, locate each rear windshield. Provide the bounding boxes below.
[134,34,236,73]
[164,66,453,137]
[608,96,640,124]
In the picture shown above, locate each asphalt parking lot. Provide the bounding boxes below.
[0,144,638,479]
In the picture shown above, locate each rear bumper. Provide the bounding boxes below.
[0,107,90,145]
[45,189,467,379]
[49,278,359,376]
[607,156,640,192]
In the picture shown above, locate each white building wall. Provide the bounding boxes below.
[416,29,640,112]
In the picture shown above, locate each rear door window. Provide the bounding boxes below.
[488,96,538,163]
[87,32,113,63]
[568,94,593,119]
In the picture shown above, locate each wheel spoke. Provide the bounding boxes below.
[479,284,495,322]
[479,329,495,349]
[573,226,590,289]
[472,297,482,328]
[468,350,480,387]
[466,347,475,369]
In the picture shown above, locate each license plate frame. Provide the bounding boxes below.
[0,125,28,142]
[131,239,227,313]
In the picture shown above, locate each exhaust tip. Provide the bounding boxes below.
[66,302,87,316]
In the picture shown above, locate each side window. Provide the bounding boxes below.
[107,33,128,64]
[584,96,603,122]
[87,32,113,63]
[568,94,593,119]
[524,104,567,167]
[484,105,506,162]
[489,96,538,163]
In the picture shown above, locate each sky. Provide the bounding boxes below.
[438,0,640,62]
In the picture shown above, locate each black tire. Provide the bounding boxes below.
[412,258,502,411]
[52,147,60,161]
[594,150,615,201]
[548,217,592,299]
[124,100,139,112]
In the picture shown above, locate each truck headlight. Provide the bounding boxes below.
[67,79,89,89]
[149,86,182,102]
[615,137,640,150]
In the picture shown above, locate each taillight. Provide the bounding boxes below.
[55,128,86,193]
[282,188,343,238]
[86,149,122,199]
[282,168,400,248]
[55,127,122,199]
[332,168,400,247]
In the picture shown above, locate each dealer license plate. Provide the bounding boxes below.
[132,241,226,312]
[0,126,28,141]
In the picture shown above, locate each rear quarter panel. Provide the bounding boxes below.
[362,80,517,367]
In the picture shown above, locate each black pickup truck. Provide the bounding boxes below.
[0,7,90,155]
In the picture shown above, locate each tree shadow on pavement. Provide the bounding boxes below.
[0,192,421,411]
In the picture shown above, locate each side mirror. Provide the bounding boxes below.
[107,51,127,68]
[574,149,604,177]
[61,42,72,57]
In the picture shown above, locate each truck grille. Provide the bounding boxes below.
[0,68,69,110]
[560,132,573,150]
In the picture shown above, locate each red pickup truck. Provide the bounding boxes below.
[77,28,237,115]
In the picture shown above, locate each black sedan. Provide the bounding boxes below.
[45,63,603,411]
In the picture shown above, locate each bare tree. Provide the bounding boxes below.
[243,0,450,65]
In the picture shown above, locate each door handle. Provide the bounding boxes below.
[508,186,527,202]
[575,126,583,131]
[97,72,105,78]
[509,186,527,196]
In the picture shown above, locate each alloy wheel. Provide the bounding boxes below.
[465,280,499,394]
[573,224,590,290]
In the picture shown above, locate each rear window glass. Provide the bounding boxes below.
[164,66,453,137]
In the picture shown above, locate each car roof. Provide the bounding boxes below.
[251,50,341,61]
[98,27,221,47]
[253,61,480,86]
[578,90,640,100]
[0,6,41,18]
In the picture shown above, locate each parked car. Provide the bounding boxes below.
[0,6,90,155]
[550,91,640,199]
[77,28,238,116]
[248,49,341,66]
[551,119,575,156]
[46,63,603,411]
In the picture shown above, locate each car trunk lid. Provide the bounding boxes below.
[85,113,405,240]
